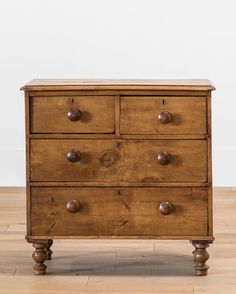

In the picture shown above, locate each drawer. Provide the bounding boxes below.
[31,187,208,236]
[120,96,206,135]
[31,139,207,183]
[30,95,115,133]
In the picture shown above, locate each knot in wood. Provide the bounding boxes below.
[100,150,120,167]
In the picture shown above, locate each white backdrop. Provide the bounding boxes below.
[0,0,235,186]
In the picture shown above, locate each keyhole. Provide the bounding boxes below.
[68,97,75,104]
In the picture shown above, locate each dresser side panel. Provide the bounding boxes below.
[207,91,213,236]
[25,91,31,236]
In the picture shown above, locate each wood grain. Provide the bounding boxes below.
[120,96,206,135]
[30,95,115,133]
[30,139,207,183]
[115,95,120,136]
[21,78,215,91]
[29,133,208,139]
[29,90,208,97]
[29,182,209,187]
[30,187,208,237]
[24,91,31,236]
[207,91,213,236]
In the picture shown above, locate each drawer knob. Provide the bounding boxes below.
[67,150,81,162]
[66,200,80,213]
[158,111,172,124]
[67,108,81,121]
[157,152,171,165]
[159,202,173,215]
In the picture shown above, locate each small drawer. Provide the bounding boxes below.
[31,187,208,236]
[30,139,207,183]
[120,96,207,135]
[30,95,115,133]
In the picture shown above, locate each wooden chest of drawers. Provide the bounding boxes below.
[22,79,215,276]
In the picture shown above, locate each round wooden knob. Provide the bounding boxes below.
[159,202,173,215]
[158,111,172,124]
[67,150,81,162]
[157,152,171,165]
[67,108,81,121]
[66,200,80,213]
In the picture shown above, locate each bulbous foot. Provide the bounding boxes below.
[32,243,47,275]
[192,241,210,276]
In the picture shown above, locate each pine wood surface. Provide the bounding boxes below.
[30,187,208,237]
[29,90,208,97]
[30,139,207,183]
[29,134,208,139]
[0,187,235,293]
[120,96,206,135]
[31,96,115,134]
[21,79,215,91]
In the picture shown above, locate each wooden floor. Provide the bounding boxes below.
[0,187,235,293]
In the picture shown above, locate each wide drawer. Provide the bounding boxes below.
[31,139,207,183]
[31,187,208,236]
[120,96,206,135]
[30,95,115,133]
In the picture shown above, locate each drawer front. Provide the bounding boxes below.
[31,139,207,183]
[31,187,208,236]
[120,96,206,135]
[30,96,115,133]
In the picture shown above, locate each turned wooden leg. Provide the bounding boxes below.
[32,243,47,275]
[45,240,53,260]
[192,241,210,276]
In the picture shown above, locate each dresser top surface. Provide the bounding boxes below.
[21,79,215,91]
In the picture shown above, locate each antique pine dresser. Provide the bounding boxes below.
[21,79,215,276]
